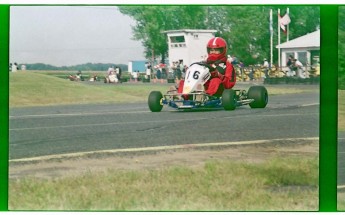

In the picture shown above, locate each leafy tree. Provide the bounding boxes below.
[119,5,319,67]
[213,6,271,65]
[22,63,127,71]
[118,6,207,63]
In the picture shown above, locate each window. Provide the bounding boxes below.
[170,36,185,43]
[297,52,307,65]
[169,35,186,48]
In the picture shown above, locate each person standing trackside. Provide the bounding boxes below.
[262,58,269,79]
[286,55,295,77]
[239,60,245,81]
[145,62,152,79]
[293,58,306,79]
[12,62,18,72]
[115,66,122,83]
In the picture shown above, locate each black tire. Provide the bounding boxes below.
[148,91,163,112]
[247,86,268,108]
[222,89,237,110]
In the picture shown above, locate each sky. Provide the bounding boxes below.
[9,6,146,66]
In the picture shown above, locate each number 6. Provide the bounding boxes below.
[193,71,200,79]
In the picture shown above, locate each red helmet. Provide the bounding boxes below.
[206,37,227,62]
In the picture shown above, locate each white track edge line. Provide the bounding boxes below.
[9,137,319,163]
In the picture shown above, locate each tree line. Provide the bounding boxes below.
[118,5,320,66]
[17,63,128,72]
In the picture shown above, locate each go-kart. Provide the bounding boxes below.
[148,62,268,112]
[104,72,119,83]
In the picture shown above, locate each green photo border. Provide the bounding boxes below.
[0,4,339,212]
[320,5,338,211]
[0,4,9,212]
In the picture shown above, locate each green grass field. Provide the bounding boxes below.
[9,156,318,211]
[9,72,168,107]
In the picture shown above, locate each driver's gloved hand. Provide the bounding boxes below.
[210,71,225,80]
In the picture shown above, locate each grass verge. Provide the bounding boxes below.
[9,72,168,107]
[9,156,318,211]
[338,193,345,210]
[10,71,319,108]
[339,192,345,211]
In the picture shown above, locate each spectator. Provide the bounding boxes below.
[262,58,269,78]
[107,66,115,75]
[293,58,306,79]
[239,60,245,81]
[132,70,138,82]
[231,55,238,65]
[286,56,296,77]
[161,67,167,81]
[227,55,232,63]
[172,61,178,80]
[287,55,293,69]
[248,65,255,81]
[176,62,182,81]
[76,70,84,81]
[155,67,162,83]
[115,66,122,83]
[12,62,18,72]
[145,62,152,79]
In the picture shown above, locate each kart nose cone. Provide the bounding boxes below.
[183,85,192,94]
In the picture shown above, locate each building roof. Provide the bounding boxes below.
[276,29,320,49]
[163,29,217,34]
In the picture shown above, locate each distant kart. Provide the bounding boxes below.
[104,73,119,83]
[148,62,268,112]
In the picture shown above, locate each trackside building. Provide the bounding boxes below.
[163,29,217,67]
[128,60,147,73]
[276,29,320,70]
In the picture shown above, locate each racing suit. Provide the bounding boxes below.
[177,58,236,97]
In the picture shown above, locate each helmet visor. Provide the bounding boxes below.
[207,47,224,54]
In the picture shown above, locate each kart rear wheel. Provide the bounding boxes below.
[247,86,268,108]
[222,89,236,110]
[148,91,163,112]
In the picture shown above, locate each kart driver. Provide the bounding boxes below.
[177,37,236,97]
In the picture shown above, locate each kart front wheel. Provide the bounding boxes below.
[148,91,163,112]
[222,89,236,111]
[247,86,268,108]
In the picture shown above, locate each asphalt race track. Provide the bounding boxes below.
[9,91,320,160]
